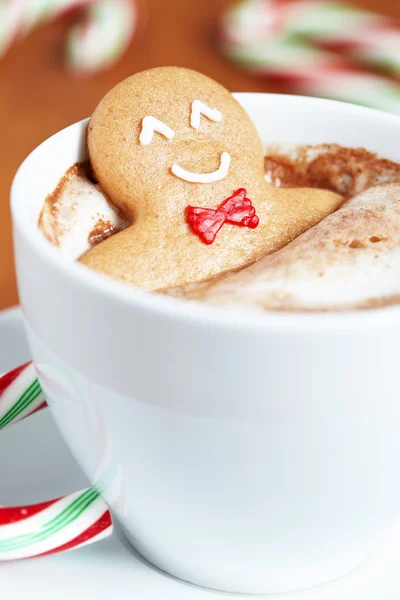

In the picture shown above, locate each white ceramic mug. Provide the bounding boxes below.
[10,94,400,594]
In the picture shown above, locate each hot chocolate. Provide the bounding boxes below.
[39,67,400,311]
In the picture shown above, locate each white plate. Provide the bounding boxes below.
[1,306,400,600]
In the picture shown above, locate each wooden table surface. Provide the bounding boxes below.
[0,0,398,311]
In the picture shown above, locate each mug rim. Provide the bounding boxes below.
[11,93,400,334]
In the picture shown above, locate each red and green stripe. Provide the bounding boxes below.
[0,377,42,430]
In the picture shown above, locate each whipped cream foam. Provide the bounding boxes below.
[39,163,126,260]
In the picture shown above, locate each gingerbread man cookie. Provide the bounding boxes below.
[82,67,343,290]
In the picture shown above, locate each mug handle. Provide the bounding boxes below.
[0,362,113,561]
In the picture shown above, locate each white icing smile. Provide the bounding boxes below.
[171,152,231,183]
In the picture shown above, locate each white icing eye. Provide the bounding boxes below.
[190,100,222,130]
[139,116,175,146]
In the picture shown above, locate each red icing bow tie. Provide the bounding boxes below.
[187,188,259,245]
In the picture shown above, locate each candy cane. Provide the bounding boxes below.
[0,362,46,429]
[221,0,400,78]
[0,0,138,73]
[220,0,400,113]
[269,0,400,78]
[0,490,112,561]
[0,362,113,560]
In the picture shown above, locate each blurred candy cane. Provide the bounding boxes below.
[0,0,138,73]
[221,0,400,78]
[220,0,400,113]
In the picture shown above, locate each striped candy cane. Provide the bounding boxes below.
[0,362,46,429]
[0,0,138,73]
[235,0,400,78]
[220,0,400,113]
[0,362,113,560]
[222,1,387,46]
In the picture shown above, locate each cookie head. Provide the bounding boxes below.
[87,67,264,219]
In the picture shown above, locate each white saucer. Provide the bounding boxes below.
[1,306,400,600]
